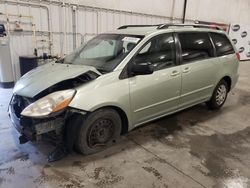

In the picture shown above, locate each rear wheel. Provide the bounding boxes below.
[206,80,228,110]
[75,108,122,155]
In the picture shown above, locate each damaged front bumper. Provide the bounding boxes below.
[9,95,65,143]
[9,94,88,162]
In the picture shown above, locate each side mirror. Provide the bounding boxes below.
[130,62,154,76]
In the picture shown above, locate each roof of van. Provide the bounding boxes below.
[106,25,227,36]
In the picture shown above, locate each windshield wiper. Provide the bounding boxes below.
[55,58,64,64]
[96,68,109,74]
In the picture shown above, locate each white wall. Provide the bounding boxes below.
[71,0,250,25]
[185,0,250,25]
[71,0,176,18]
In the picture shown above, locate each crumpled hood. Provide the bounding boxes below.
[13,62,100,98]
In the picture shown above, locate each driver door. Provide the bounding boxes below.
[128,33,181,125]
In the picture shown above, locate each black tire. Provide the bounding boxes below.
[206,80,229,110]
[75,108,122,155]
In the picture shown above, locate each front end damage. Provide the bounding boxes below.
[9,94,66,144]
[8,69,99,161]
[9,95,85,161]
[9,93,86,142]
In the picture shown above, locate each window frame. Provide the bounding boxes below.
[209,32,235,57]
[121,32,178,78]
[176,31,217,65]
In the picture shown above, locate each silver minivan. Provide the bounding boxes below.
[9,24,239,161]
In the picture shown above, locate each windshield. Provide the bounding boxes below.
[64,34,144,73]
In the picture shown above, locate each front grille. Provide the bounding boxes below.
[11,95,33,118]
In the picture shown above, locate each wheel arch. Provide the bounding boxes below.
[69,105,130,135]
[221,76,232,91]
[96,106,129,135]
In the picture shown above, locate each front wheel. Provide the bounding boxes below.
[206,80,229,110]
[75,108,122,155]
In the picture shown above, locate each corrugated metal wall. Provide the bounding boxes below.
[1,0,183,80]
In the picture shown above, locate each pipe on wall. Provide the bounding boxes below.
[72,5,77,49]
[63,2,67,55]
[2,0,197,57]
[182,0,187,24]
[1,0,52,54]
[77,7,99,34]
[18,0,172,20]
[170,0,176,23]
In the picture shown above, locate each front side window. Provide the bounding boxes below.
[210,33,235,57]
[133,33,176,71]
[64,34,143,73]
[178,32,214,63]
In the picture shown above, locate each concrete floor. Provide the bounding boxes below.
[1,62,250,188]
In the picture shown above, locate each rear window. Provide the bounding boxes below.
[210,33,235,57]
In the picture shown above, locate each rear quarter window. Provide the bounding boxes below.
[210,33,235,57]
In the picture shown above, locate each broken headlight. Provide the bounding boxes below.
[21,89,76,117]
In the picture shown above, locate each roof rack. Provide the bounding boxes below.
[117,24,223,31]
[157,24,223,30]
[117,24,160,29]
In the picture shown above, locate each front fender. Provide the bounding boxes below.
[69,71,133,129]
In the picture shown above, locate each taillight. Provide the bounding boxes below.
[236,53,240,61]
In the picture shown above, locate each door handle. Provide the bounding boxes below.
[171,70,180,76]
[183,67,191,73]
